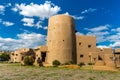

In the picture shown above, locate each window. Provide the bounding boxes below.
[63,40,64,42]
[80,55,84,58]
[16,54,18,56]
[79,42,81,46]
[98,55,102,60]
[88,45,91,48]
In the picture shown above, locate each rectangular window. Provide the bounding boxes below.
[88,45,91,48]
[80,55,84,58]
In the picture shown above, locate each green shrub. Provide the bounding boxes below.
[23,56,34,65]
[78,62,85,67]
[88,63,94,65]
[52,60,61,67]
[64,61,73,65]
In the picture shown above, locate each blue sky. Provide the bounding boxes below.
[0,0,120,50]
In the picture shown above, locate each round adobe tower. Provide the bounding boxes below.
[46,15,76,65]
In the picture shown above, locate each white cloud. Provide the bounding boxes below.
[43,26,48,30]
[85,24,110,43]
[81,8,97,14]
[35,21,43,29]
[64,12,84,20]
[12,1,61,29]
[12,7,18,12]
[76,32,84,35]
[21,18,44,29]
[21,18,34,27]
[0,5,5,15]
[97,45,110,49]
[2,21,14,26]
[72,16,84,20]
[85,24,110,32]
[0,32,46,50]
[14,1,61,20]
[109,42,120,48]
[111,27,120,32]
[64,12,69,15]
[0,19,14,26]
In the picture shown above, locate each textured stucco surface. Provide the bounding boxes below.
[46,15,76,65]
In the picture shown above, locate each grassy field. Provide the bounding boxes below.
[0,63,120,80]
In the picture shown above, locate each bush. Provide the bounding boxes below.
[52,60,61,67]
[64,61,73,65]
[0,53,10,61]
[88,63,94,65]
[78,62,85,67]
[23,56,34,65]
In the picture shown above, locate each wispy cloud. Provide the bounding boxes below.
[85,24,110,32]
[0,19,14,26]
[81,8,97,14]
[2,21,14,26]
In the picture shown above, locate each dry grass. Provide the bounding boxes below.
[0,63,120,80]
[58,65,80,69]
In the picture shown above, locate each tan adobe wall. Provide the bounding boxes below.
[76,35,97,64]
[115,48,120,52]
[10,52,14,62]
[114,48,120,67]
[94,48,116,70]
[36,46,47,52]
[46,15,76,65]
[34,46,47,66]
[11,48,33,62]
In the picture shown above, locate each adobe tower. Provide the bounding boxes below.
[46,15,76,65]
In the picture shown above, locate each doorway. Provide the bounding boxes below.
[41,52,46,62]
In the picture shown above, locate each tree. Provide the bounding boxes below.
[0,53,10,61]
[23,56,34,65]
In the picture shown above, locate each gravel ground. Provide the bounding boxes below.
[0,63,120,80]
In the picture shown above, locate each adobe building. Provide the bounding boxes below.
[93,48,116,70]
[76,35,98,65]
[10,48,35,63]
[114,48,120,67]
[34,46,47,66]
[10,14,118,70]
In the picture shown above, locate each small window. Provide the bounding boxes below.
[16,54,18,56]
[63,40,64,42]
[80,55,84,58]
[88,45,91,48]
[98,56,102,60]
[12,53,14,56]
[79,42,81,46]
